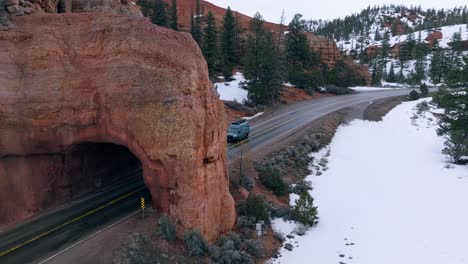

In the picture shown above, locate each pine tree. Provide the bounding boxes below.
[221,7,237,79]
[400,32,415,61]
[190,0,203,46]
[413,31,427,83]
[169,0,179,31]
[398,65,406,83]
[387,62,396,82]
[430,40,443,84]
[202,11,218,76]
[293,191,319,227]
[152,0,168,27]
[380,30,391,80]
[138,0,153,18]
[285,14,324,92]
[434,88,468,163]
[446,31,464,86]
[371,61,382,86]
[243,12,283,106]
[374,29,382,41]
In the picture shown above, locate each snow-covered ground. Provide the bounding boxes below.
[350,85,402,91]
[271,99,468,264]
[215,72,248,103]
[242,112,264,120]
[338,24,468,54]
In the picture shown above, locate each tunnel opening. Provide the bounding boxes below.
[64,142,147,199]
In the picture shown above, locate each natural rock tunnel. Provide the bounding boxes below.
[0,12,235,241]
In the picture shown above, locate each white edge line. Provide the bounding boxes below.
[36,210,141,264]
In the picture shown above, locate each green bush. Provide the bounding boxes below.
[243,239,264,258]
[409,90,420,101]
[238,195,270,224]
[158,214,176,241]
[216,232,242,250]
[258,167,288,196]
[183,230,209,256]
[293,191,319,226]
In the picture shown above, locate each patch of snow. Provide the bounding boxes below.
[350,86,401,91]
[381,82,408,88]
[271,99,468,264]
[215,72,248,104]
[289,193,300,206]
[283,82,296,88]
[242,112,264,121]
[271,218,298,237]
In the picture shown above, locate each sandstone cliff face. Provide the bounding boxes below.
[164,0,284,33]
[3,0,141,17]
[306,32,343,67]
[0,13,235,241]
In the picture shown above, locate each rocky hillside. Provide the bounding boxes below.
[309,5,468,86]
[161,0,368,78]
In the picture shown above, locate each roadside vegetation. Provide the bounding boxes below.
[433,87,468,164]
[113,213,270,264]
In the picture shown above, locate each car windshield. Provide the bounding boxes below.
[228,126,240,134]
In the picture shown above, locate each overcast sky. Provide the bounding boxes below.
[206,0,467,22]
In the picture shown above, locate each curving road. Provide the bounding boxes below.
[0,88,417,264]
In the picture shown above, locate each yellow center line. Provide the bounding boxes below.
[0,190,140,257]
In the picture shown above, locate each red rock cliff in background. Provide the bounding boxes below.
[166,0,370,83]
[0,0,235,241]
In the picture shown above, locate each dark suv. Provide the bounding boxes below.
[227,119,250,143]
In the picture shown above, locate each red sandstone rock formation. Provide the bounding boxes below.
[425,30,443,43]
[164,0,284,33]
[306,32,342,67]
[0,13,235,241]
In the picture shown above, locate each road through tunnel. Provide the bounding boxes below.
[0,141,156,231]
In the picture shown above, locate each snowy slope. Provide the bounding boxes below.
[215,72,248,103]
[337,24,468,54]
[270,99,468,264]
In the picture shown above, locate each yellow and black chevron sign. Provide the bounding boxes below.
[140,197,145,209]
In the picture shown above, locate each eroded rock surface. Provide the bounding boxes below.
[0,13,235,241]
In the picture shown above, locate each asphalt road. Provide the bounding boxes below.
[0,88,417,264]
[227,89,415,159]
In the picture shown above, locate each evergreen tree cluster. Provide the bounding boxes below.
[138,0,179,30]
